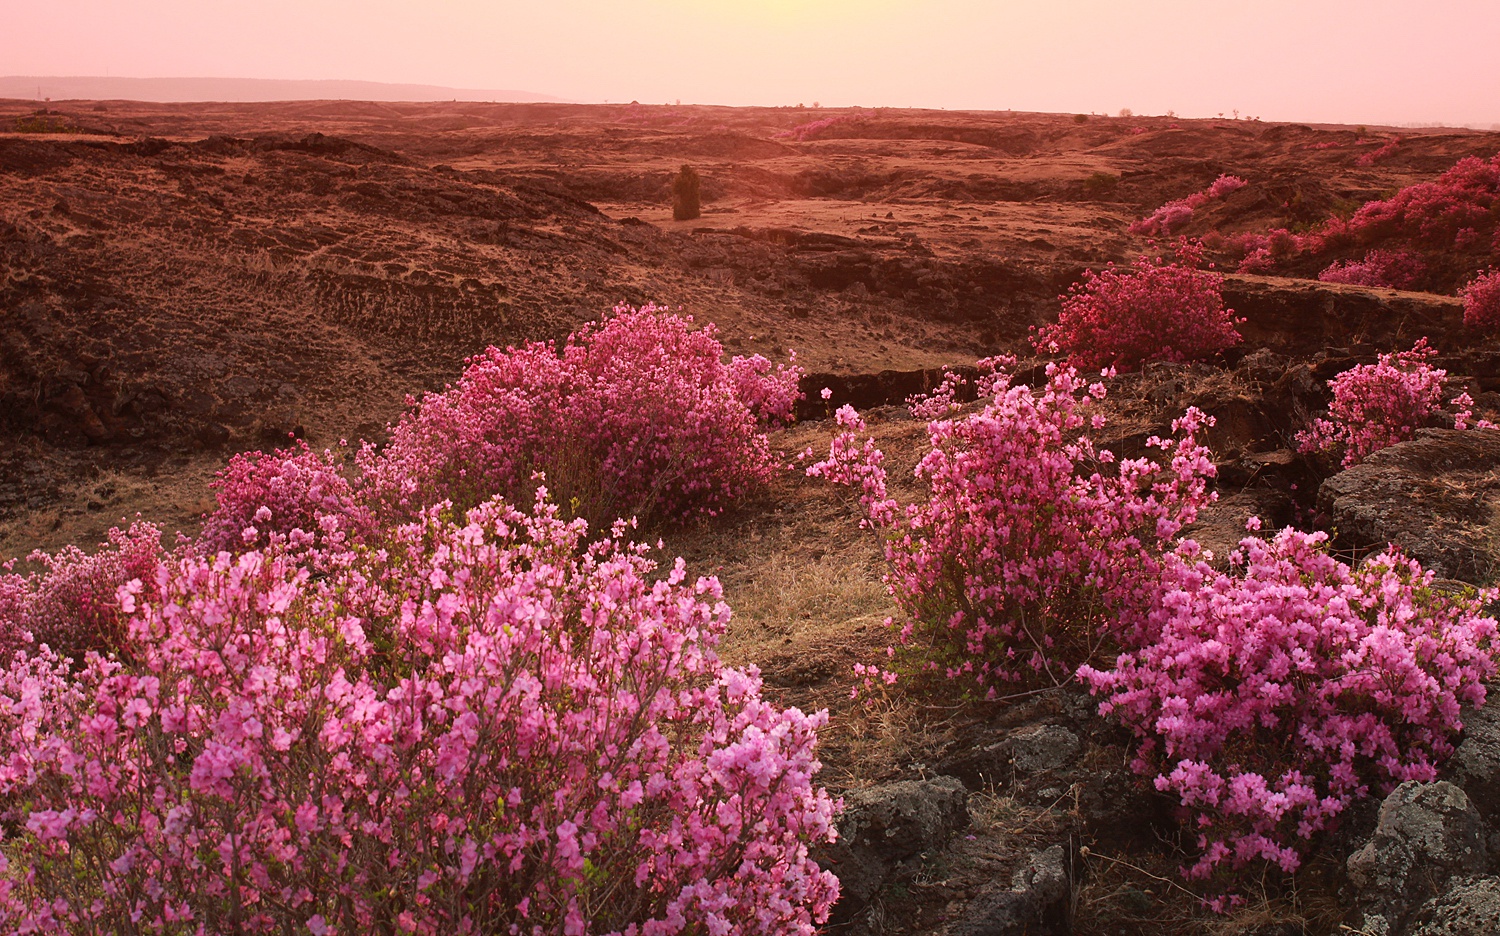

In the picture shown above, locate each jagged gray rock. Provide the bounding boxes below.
[1317,428,1500,584]
[1446,699,1500,822]
[1009,725,1081,775]
[1406,876,1500,935]
[950,844,1073,936]
[1347,781,1488,936]
[818,775,970,923]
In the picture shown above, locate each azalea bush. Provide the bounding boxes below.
[1345,151,1498,247]
[1295,339,1482,467]
[0,520,163,659]
[1034,241,1242,371]
[1355,135,1401,166]
[1463,268,1500,331]
[199,440,366,556]
[1230,152,1500,278]
[359,304,802,528]
[775,113,862,142]
[1129,174,1246,237]
[811,362,1216,694]
[0,494,840,934]
[1081,526,1499,879]
[728,352,804,425]
[1317,248,1426,289]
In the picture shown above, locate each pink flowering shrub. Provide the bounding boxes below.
[1346,153,1500,248]
[1204,174,1248,200]
[1317,249,1427,289]
[775,113,861,141]
[1131,202,1196,237]
[1080,526,1499,879]
[1462,268,1500,331]
[906,370,972,421]
[0,576,26,657]
[0,521,163,659]
[1130,175,1247,236]
[905,357,1015,420]
[0,493,840,934]
[727,352,803,426]
[199,440,366,555]
[1226,153,1500,280]
[359,304,801,528]
[1355,136,1401,166]
[810,363,1217,694]
[1034,241,1242,371]
[1295,339,1457,467]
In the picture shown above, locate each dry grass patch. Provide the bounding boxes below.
[0,455,219,564]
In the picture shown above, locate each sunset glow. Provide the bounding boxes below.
[3,0,1499,124]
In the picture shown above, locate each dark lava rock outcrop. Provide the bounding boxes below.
[1225,276,1465,357]
[1347,782,1489,936]
[1317,428,1500,583]
[818,775,971,925]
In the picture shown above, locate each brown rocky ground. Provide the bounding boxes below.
[3,99,1500,935]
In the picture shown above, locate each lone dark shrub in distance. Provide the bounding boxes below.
[673,164,701,221]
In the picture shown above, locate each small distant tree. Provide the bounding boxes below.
[673,164,701,221]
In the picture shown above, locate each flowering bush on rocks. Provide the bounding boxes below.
[0,520,163,659]
[1034,241,1242,371]
[199,440,367,556]
[1080,525,1499,880]
[1317,248,1427,289]
[1462,268,1500,331]
[1130,174,1247,236]
[1229,152,1500,278]
[775,113,862,141]
[0,493,840,934]
[1355,135,1401,166]
[811,362,1216,694]
[359,304,802,528]
[1294,339,1480,467]
[1347,152,1499,247]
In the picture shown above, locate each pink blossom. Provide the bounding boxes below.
[1034,240,1241,372]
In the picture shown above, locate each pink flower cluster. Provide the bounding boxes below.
[906,371,969,421]
[905,357,1016,420]
[1347,153,1500,247]
[1317,249,1427,289]
[0,521,163,659]
[1295,339,1466,467]
[1080,527,1499,879]
[774,113,861,142]
[727,353,803,426]
[1231,152,1500,275]
[199,441,368,556]
[810,363,1217,694]
[1130,175,1247,236]
[1034,241,1242,371]
[1355,136,1401,166]
[357,304,802,528]
[0,494,840,933]
[1462,268,1500,331]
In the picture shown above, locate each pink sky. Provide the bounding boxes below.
[4,0,1498,126]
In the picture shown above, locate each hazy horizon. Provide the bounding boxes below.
[0,76,570,106]
[4,1,1500,128]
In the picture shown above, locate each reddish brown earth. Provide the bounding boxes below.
[2,99,1500,935]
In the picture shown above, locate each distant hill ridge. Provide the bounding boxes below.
[0,76,568,104]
